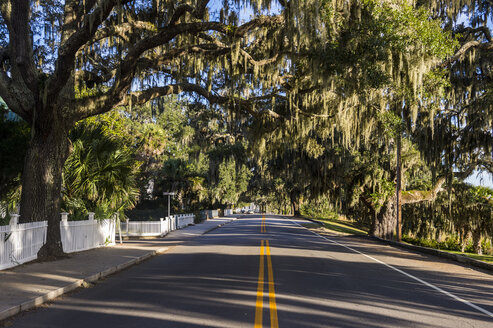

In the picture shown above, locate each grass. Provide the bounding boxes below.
[311,217,368,235]
[402,236,493,264]
[308,216,493,264]
[441,250,493,263]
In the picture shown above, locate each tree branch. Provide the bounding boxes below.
[72,81,283,122]
[135,43,230,70]
[401,177,446,204]
[91,21,157,43]
[0,70,35,122]
[441,40,493,68]
[70,15,284,123]
[6,0,38,99]
[110,15,284,114]
[169,0,209,25]
[46,0,132,106]
[457,26,492,42]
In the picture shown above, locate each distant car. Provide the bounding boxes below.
[234,208,241,214]
[241,209,246,213]
[247,209,254,214]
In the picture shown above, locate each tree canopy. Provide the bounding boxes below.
[0,0,491,257]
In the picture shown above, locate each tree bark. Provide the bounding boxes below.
[290,191,300,216]
[19,117,71,259]
[370,195,397,240]
[472,228,482,255]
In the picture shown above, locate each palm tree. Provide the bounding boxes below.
[62,124,139,220]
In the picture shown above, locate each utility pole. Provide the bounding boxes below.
[396,130,402,242]
[395,105,403,242]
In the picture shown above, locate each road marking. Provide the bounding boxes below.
[254,239,279,328]
[265,240,279,328]
[261,215,266,233]
[291,219,493,318]
[254,240,265,328]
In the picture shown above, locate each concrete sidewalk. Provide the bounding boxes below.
[0,216,238,322]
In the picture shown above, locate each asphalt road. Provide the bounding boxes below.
[6,215,493,327]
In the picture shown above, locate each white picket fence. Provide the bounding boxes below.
[0,220,47,270]
[0,213,115,270]
[60,218,116,253]
[119,213,195,237]
[224,209,233,215]
[1,212,194,270]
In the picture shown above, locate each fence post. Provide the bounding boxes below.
[9,214,19,225]
[160,218,164,237]
[88,212,95,221]
[60,212,69,223]
[116,213,122,244]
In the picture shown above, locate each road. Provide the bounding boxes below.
[6,215,493,327]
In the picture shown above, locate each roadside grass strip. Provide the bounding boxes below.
[254,239,279,328]
[292,220,493,319]
[446,250,493,263]
[316,218,367,235]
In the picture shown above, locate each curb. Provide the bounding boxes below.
[371,236,493,273]
[0,246,168,322]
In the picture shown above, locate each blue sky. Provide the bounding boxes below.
[465,170,493,188]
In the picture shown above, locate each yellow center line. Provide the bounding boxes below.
[261,215,266,233]
[266,240,279,328]
[254,239,279,328]
[254,240,265,328]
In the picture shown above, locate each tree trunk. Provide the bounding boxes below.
[459,228,467,252]
[19,121,70,259]
[370,196,397,240]
[290,192,300,216]
[472,228,482,255]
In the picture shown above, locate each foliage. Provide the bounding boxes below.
[403,234,492,256]
[300,198,340,221]
[403,182,492,254]
[0,103,30,202]
[62,123,140,220]
[0,101,30,222]
[211,157,252,206]
[0,0,490,257]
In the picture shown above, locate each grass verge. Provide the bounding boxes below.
[440,250,493,263]
[312,217,367,235]
[307,216,493,264]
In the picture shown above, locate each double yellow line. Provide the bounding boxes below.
[261,215,267,233]
[254,239,278,328]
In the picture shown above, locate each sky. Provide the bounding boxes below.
[465,170,493,188]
